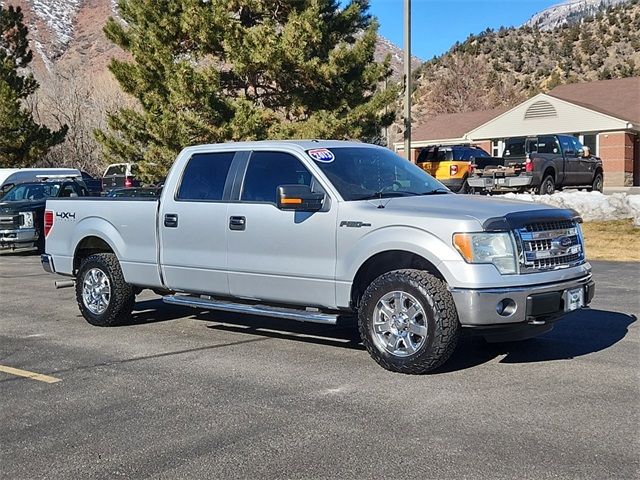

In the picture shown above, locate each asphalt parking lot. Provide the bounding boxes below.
[1,253,638,480]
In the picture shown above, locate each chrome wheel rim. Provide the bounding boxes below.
[372,291,428,357]
[82,268,111,315]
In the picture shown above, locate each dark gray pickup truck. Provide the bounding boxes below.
[468,135,604,194]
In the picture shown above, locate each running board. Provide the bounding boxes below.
[162,295,338,325]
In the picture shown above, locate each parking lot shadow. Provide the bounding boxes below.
[436,308,636,373]
[129,298,364,350]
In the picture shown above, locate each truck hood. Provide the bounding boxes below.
[0,200,45,214]
[378,193,558,225]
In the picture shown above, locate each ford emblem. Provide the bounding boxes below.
[553,235,573,249]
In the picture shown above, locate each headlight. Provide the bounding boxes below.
[19,212,34,229]
[453,232,518,274]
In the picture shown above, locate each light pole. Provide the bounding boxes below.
[403,0,412,161]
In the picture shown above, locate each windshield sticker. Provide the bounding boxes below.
[307,148,335,163]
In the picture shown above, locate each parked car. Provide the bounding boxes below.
[0,177,89,253]
[42,141,594,374]
[106,187,160,198]
[80,171,103,196]
[101,163,141,191]
[416,144,501,193]
[0,168,82,197]
[468,135,604,194]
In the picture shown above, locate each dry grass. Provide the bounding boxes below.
[582,220,640,262]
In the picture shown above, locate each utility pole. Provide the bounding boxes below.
[403,0,412,161]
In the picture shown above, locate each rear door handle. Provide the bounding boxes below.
[164,213,178,228]
[229,216,246,231]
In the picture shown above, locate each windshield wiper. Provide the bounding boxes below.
[419,189,451,195]
[357,191,419,201]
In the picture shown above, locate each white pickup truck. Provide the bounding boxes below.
[42,141,594,373]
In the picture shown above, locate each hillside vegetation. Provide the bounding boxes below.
[406,0,640,131]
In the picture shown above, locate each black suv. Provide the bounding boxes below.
[0,179,89,252]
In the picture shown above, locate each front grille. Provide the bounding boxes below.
[515,219,585,273]
[0,214,21,229]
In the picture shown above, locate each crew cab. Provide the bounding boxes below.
[468,135,604,194]
[0,177,89,252]
[42,141,595,374]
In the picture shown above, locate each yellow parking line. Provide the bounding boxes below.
[0,365,61,384]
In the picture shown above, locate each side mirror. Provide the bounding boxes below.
[277,185,324,212]
[581,146,591,158]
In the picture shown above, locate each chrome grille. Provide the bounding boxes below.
[515,220,584,272]
[0,214,21,229]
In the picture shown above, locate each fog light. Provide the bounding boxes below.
[496,298,516,317]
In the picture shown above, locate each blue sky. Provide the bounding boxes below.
[365,0,561,59]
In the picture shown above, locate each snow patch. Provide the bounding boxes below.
[32,0,81,47]
[525,0,630,30]
[503,191,640,226]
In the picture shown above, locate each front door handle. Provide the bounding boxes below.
[164,213,178,228]
[229,216,246,231]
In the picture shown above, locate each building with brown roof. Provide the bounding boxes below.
[398,77,640,186]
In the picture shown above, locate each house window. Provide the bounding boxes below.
[492,139,503,157]
[582,134,597,156]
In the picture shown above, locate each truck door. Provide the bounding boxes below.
[226,151,338,308]
[558,135,583,186]
[159,151,237,295]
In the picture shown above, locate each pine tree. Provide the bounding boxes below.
[96,0,397,180]
[0,5,67,167]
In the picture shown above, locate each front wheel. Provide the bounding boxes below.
[589,172,604,193]
[75,253,136,326]
[358,269,460,374]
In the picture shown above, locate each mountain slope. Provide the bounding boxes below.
[406,0,640,135]
[525,0,631,30]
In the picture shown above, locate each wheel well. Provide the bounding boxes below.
[542,167,556,182]
[594,167,603,177]
[74,236,114,272]
[350,250,444,309]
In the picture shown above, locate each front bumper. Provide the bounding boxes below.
[0,227,38,249]
[468,175,533,191]
[451,273,594,326]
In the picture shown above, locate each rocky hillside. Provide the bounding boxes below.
[525,0,631,30]
[404,0,640,136]
[0,0,419,80]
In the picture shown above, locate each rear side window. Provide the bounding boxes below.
[177,152,235,201]
[241,152,312,204]
[537,136,560,154]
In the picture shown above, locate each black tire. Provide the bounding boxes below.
[75,253,136,326]
[358,269,460,374]
[537,175,555,195]
[35,233,45,254]
[589,172,604,193]
[456,178,470,194]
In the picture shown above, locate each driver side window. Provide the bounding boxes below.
[241,152,313,204]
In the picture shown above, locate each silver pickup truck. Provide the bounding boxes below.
[42,141,594,373]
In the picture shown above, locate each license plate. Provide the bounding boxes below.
[564,287,584,312]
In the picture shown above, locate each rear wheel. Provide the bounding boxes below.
[456,178,470,194]
[358,269,460,374]
[537,175,555,195]
[75,253,136,326]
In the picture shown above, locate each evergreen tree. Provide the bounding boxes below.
[0,5,67,167]
[96,0,397,180]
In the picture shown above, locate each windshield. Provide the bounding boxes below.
[312,147,447,201]
[1,183,61,202]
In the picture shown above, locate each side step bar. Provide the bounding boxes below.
[162,294,339,325]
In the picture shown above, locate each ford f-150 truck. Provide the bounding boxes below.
[42,141,594,374]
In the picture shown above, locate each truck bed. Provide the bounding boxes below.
[45,197,163,288]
